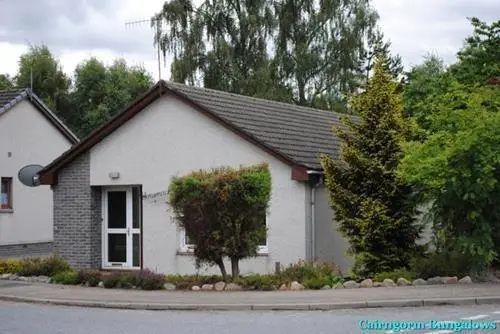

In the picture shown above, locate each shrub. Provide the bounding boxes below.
[102,273,122,289]
[234,274,281,291]
[77,270,101,287]
[410,251,473,279]
[302,275,344,290]
[373,268,416,282]
[281,260,340,282]
[50,271,80,285]
[17,254,70,277]
[120,273,139,289]
[165,274,222,290]
[135,269,165,290]
[0,259,23,274]
[168,163,272,279]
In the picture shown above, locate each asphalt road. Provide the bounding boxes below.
[1,302,500,334]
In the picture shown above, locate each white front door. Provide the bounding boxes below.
[102,186,141,269]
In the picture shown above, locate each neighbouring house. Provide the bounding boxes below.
[0,89,79,258]
[38,81,354,275]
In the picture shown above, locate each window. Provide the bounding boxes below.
[179,211,269,254]
[1,177,12,210]
[180,228,195,251]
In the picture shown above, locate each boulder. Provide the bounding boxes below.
[427,276,443,285]
[201,284,214,291]
[0,273,12,279]
[225,283,243,291]
[164,283,176,291]
[279,284,288,291]
[412,278,427,286]
[191,285,201,291]
[459,276,472,284]
[321,285,331,290]
[360,279,373,288]
[290,281,305,291]
[343,280,360,289]
[9,274,19,280]
[443,276,458,284]
[382,279,396,287]
[214,281,226,291]
[98,281,104,288]
[397,278,411,286]
[373,282,384,288]
[333,282,344,289]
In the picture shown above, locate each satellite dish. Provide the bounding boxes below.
[18,164,43,187]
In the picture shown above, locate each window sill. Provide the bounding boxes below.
[0,209,13,214]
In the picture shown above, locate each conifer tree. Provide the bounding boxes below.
[321,57,423,276]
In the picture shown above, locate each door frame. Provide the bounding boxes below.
[101,186,142,270]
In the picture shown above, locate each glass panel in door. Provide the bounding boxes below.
[106,190,128,265]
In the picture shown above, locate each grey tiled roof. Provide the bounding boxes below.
[166,82,348,170]
[0,89,28,115]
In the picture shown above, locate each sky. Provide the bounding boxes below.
[0,0,498,82]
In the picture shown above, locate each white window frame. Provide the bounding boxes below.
[178,215,269,255]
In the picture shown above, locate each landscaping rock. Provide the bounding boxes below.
[333,283,344,289]
[191,285,201,291]
[18,276,28,282]
[321,285,331,290]
[164,283,176,291]
[412,278,427,286]
[201,284,214,291]
[397,278,411,286]
[1,273,12,279]
[443,276,458,284]
[9,274,19,280]
[98,281,104,288]
[459,276,472,284]
[373,282,383,288]
[290,281,305,291]
[225,283,242,291]
[343,280,360,289]
[214,281,226,291]
[360,279,373,288]
[427,276,443,285]
[382,279,396,287]
[279,284,287,291]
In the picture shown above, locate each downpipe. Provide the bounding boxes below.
[308,171,323,261]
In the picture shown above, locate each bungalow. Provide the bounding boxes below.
[38,81,353,275]
[0,89,78,258]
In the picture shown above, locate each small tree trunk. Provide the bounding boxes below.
[216,259,228,282]
[230,257,240,279]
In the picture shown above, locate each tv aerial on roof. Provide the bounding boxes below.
[18,164,43,187]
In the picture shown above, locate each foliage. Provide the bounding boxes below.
[450,18,500,86]
[0,74,14,90]
[102,273,122,289]
[280,260,340,282]
[154,0,382,111]
[17,254,71,277]
[398,82,500,272]
[410,250,473,280]
[372,268,416,283]
[0,259,23,274]
[50,270,81,285]
[168,163,272,279]
[321,57,423,277]
[402,54,454,130]
[77,270,101,287]
[134,269,166,290]
[233,274,282,291]
[15,44,71,115]
[165,274,222,290]
[70,58,153,138]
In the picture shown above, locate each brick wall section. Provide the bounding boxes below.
[0,241,53,258]
[53,152,101,269]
